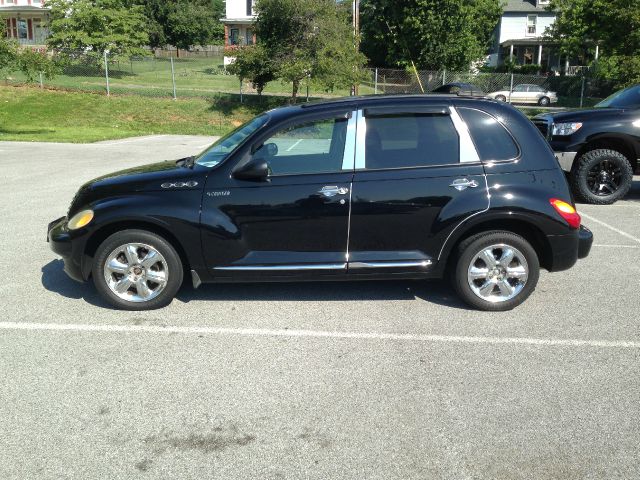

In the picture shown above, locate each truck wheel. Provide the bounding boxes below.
[538,96,550,106]
[570,149,634,205]
[92,229,184,310]
[452,231,539,311]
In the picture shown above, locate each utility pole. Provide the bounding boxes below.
[351,0,360,96]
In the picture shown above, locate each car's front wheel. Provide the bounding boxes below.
[93,229,183,310]
[452,231,539,311]
[495,94,507,102]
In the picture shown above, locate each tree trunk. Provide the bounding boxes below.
[176,47,180,59]
[292,79,299,102]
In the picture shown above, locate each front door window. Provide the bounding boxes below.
[255,117,349,176]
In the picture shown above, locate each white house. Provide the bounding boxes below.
[1,0,50,47]
[221,0,256,66]
[487,0,588,74]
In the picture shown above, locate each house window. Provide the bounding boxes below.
[6,18,18,38]
[246,0,256,16]
[17,19,28,40]
[524,47,534,64]
[246,29,254,45]
[527,15,537,36]
[229,28,239,45]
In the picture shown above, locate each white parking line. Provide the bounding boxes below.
[581,213,640,245]
[593,244,640,249]
[286,139,303,151]
[1,322,639,349]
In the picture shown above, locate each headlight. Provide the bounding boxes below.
[552,122,583,136]
[68,209,94,230]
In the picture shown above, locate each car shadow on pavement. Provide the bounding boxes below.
[41,259,471,310]
[41,260,110,308]
[176,280,472,310]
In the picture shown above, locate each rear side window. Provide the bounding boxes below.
[364,114,459,169]
[458,108,519,161]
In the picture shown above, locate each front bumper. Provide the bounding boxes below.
[47,216,85,282]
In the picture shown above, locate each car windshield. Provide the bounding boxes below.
[596,85,640,108]
[195,114,269,167]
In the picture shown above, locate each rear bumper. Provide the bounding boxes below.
[578,225,593,259]
[546,225,593,272]
[47,216,85,282]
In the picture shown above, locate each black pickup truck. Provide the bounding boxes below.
[534,84,640,204]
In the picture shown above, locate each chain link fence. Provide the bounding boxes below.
[362,68,617,108]
[1,50,618,108]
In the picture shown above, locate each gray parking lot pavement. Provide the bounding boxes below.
[1,136,639,479]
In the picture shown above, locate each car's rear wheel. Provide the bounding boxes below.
[453,231,539,311]
[93,229,183,310]
[538,96,550,106]
[495,94,507,102]
[570,148,634,204]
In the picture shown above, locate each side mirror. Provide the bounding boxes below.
[258,142,278,157]
[233,158,270,181]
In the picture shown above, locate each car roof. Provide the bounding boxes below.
[267,94,495,119]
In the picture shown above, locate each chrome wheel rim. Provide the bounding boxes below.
[103,243,169,303]
[467,244,528,303]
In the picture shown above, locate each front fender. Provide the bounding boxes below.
[77,191,204,280]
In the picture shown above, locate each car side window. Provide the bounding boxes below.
[254,117,348,176]
[514,85,526,92]
[364,113,460,169]
[458,107,519,161]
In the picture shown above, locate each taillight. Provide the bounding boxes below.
[550,198,581,229]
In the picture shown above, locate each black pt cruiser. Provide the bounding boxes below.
[48,95,593,311]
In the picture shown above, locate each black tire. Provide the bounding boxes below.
[452,231,540,312]
[495,94,507,102]
[92,229,183,310]
[538,96,550,106]
[570,148,634,205]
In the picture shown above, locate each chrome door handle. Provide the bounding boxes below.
[450,178,479,191]
[319,185,349,197]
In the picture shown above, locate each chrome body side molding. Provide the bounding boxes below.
[214,263,347,271]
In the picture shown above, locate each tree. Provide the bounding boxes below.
[546,0,640,87]
[46,0,149,58]
[129,0,224,52]
[360,0,502,71]
[252,0,367,99]
[227,44,276,96]
[0,23,59,82]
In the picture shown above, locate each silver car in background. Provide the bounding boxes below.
[488,84,558,106]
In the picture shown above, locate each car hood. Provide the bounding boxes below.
[535,107,623,123]
[68,158,206,215]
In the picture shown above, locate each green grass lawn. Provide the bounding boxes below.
[0,85,290,143]
[0,84,562,143]
[5,56,375,99]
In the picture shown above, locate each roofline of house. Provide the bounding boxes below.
[220,17,256,24]
[0,5,51,12]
